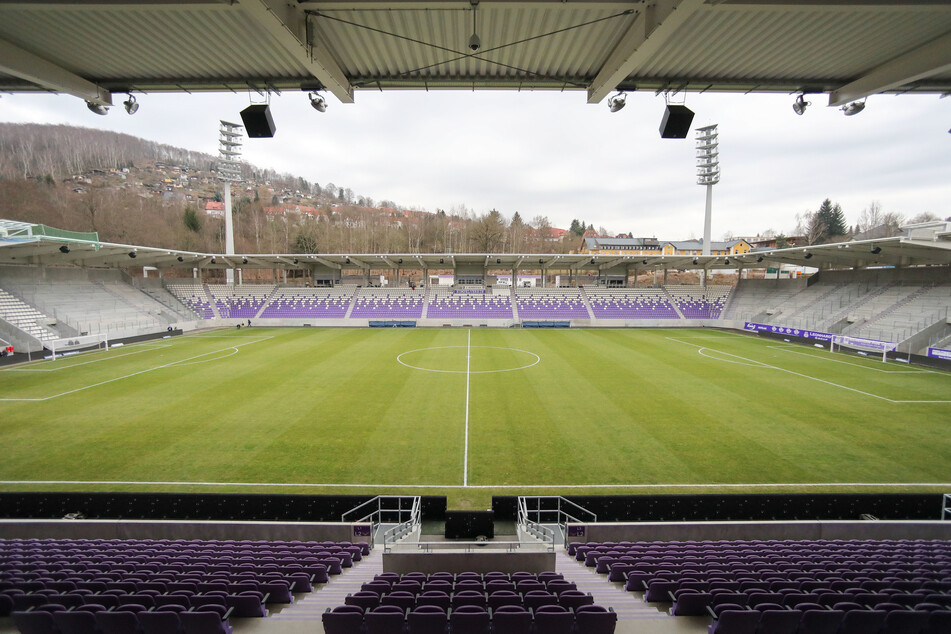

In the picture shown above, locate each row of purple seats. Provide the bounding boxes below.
[372,572,564,583]
[0,538,369,556]
[323,603,617,634]
[363,576,575,595]
[347,588,596,613]
[706,602,950,634]
[667,587,951,614]
[13,602,234,634]
[2,588,272,616]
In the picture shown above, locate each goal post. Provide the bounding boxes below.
[47,333,109,360]
[831,334,897,363]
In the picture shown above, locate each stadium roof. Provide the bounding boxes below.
[1,1,950,108]
[2,220,950,273]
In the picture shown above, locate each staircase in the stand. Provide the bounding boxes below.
[554,548,670,625]
[268,546,384,624]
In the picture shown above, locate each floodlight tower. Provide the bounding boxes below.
[217,120,244,284]
[696,124,720,284]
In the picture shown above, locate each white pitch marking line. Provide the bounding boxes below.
[464,328,471,487]
[0,344,173,373]
[670,338,951,404]
[766,344,942,375]
[0,479,947,490]
[0,337,273,402]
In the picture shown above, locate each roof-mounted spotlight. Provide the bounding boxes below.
[841,100,866,116]
[642,259,648,265]
[439,258,444,264]
[607,92,627,113]
[346,257,350,264]
[86,101,109,116]
[293,258,299,264]
[242,257,248,264]
[496,258,501,264]
[692,258,699,265]
[308,91,327,113]
[211,257,216,264]
[177,256,184,262]
[128,251,137,259]
[871,245,882,255]
[792,94,810,116]
[804,251,813,259]
[590,258,595,264]
[123,94,139,115]
[724,258,730,265]
[756,256,764,263]
[59,245,70,254]
[398,258,403,264]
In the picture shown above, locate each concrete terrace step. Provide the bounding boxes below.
[554,548,671,625]
[269,547,384,623]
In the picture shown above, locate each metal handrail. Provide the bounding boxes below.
[382,497,422,552]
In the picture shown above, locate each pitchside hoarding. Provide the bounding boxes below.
[927,347,951,360]
[743,322,833,342]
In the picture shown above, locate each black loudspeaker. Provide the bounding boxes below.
[444,510,495,539]
[240,104,276,138]
[659,105,695,139]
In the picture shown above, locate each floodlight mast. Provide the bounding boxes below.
[217,120,243,284]
[696,124,720,285]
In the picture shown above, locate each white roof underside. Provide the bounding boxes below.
[1,1,950,106]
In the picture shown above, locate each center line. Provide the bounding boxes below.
[464,329,471,487]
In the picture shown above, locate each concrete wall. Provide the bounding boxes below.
[570,520,951,543]
[384,550,555,574]
[0,519,372,543]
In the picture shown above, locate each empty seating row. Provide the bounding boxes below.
[514,288,589,319]
[323,603,617,634]
[3,588,267,619]
[584,288,679,319]
[12,601,235,634]
[347,588,597,613]
[706,602,949,634]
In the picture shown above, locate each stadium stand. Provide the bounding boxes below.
[575,538,951,630]
[206,284,275,319]
[514,287,591,320]
[0,289,59,341]
[426,286,514,320]
[584,287,680,320]
[257,286,355,318]
[349,287,426,319]
[165,281,217,319]
[664,285,732,319]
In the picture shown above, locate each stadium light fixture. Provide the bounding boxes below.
[841,100,866,116]
[86,101,109,115]
[308,91,327,112]
[642,259,648,265]
[590,258,595,264]
[398,258,403,264]
[211,257,216,264]
[346,257,351,264]
[756,256,764,262]
[468,0,481,52]
[496,258,501,264]
[871,245,882,254]
[724,258,730,265]
[293,258,299,264]
[128,251,137,259]
[538,258,543,264]
[123,94,139,115]
[59,245,70,254]
[804,251,813,259]
[440,258,444,264]
[692,258,699,265]
[177,256,184,262]
[242,257,248,264]
[792,94,810,116]
[607,92,627,113]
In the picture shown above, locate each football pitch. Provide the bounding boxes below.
[1,327,949,509]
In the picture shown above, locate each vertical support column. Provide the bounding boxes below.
[663,268,668,285]
[632,268,637,288]
[511,267,517,290]
[238,269,243,285]
[652,268,657,287]
[422,267,429,289]
[223,182,235,285]
[282,269,287,284]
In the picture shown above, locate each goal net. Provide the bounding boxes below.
[831,334,897,362]
[47,333,109,359]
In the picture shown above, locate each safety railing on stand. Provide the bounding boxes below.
[341,495,421,549]
[518,496,596,548]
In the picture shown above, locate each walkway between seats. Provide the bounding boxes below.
[268,545,384,624]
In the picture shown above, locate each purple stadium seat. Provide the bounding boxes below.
[708,608,759,634]
[53,609,102,634]
[381,590,416,611]
[523,590,559,610]
[559,590,595,611]
[491,605,532,634]
[180,610,233,634]
[757,608,801,634]
[451,590,487,609]
[533,604,574,634]
[94,610,140,634]
[575,604,618,634]
[347,590,382,611]
[225,592,266,617]
[926,611,951,634]
[797,609,845,634]
[406,604,448,634]
[13,610,59,634]
[417,590,451,610]
[322,604,365,634]
[840,609,887,634]
[881,609,930,633]
[449,604,490,634]
[672,590,713,616]
[365,604,406,634]
[138,610,182,634]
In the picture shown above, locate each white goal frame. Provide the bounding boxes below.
[47,333,109,360]
[831,334,897,363]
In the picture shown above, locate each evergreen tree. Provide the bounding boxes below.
[816,198,847,238]
[183,206,202,233]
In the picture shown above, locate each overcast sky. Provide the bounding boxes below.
[1,89,948,240]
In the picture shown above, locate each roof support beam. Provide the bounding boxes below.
[242,0,354,103]
[0,38,112,105]
[829,31,951,106]
[587,0,705,104]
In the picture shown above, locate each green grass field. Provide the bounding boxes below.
[1,327,949,509]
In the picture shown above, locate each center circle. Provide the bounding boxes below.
[397,346,541,374]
